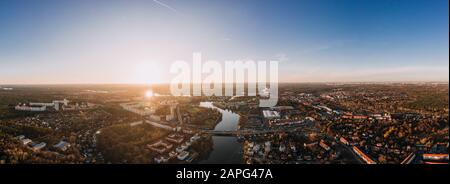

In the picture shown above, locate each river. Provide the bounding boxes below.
[199,102,243,164]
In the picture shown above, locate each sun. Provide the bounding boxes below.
[145,90,154,98]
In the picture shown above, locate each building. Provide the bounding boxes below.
[166,134,184,144]
[279,144,286,152]
[154,156,169,163]
[16,135,25,140]
[319,140,331,151]
[263,110,281,120]
[169,151,178,158]
[190,134,201,142]
[264,141,271,153]
[15,104,46,112]
[147,141,173,154]
[53,141,70,151]
[340,137,349,145]
[32,142,46,151]
[15,99,70,112]
[21,138,32,145]
[352,146,376,164]
[422,154,449,162]
[177,151,190,160]
[120,102,155,116]
[53,99,69,106]
[150,115,161,121]
[29,102,54,107]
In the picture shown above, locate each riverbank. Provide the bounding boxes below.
[199,102,243,164]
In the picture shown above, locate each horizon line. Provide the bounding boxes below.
[1,81,449,86]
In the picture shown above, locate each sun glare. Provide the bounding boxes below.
[145,90,154,98]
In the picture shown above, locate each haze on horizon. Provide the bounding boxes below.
[0,0,449,85]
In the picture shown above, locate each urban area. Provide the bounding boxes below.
[0,83,448,164]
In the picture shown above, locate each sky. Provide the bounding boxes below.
[0,0,448,84]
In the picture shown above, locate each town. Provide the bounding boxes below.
[0,83,448,164]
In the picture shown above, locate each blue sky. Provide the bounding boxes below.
[0,0,448,84]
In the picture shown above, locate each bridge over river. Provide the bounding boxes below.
[200,127,319,136]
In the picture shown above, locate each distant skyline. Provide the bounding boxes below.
[0,0,449,84]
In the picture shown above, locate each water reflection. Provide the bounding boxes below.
[199,102,243,164]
